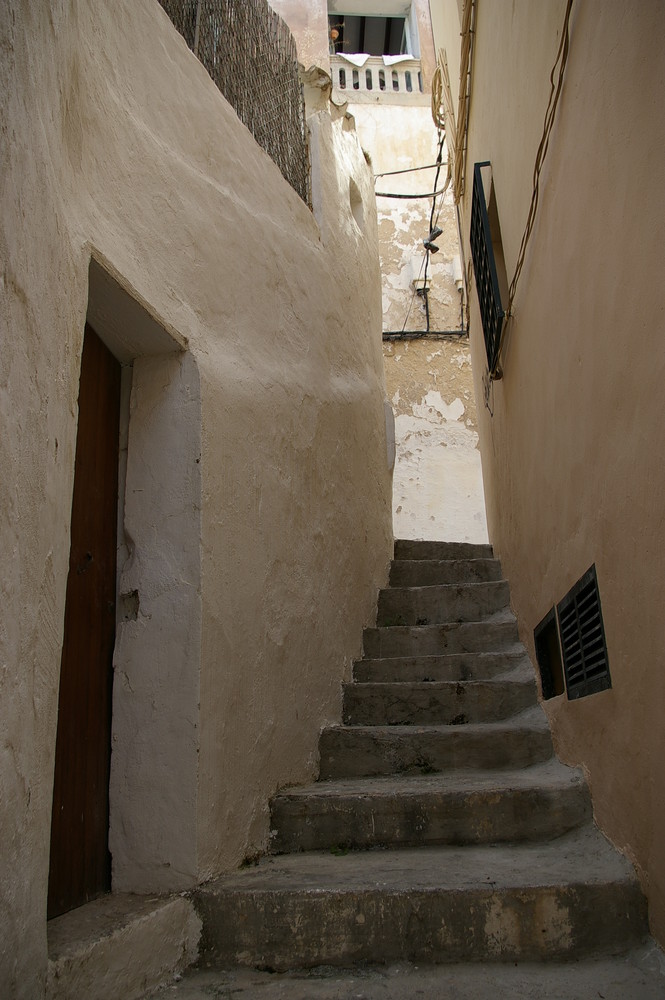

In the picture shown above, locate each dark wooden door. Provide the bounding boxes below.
[47,325,121,919]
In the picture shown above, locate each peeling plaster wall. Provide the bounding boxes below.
[435,0,665,945]
[348,104,487,541]
[0,1,391,995]
[268,1,483,541]
[384,338,487,542]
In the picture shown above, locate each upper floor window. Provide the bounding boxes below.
[328,3,419,58]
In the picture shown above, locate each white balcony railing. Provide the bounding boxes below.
[330,55,423,99]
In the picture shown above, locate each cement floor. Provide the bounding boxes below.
[145,945,665,999]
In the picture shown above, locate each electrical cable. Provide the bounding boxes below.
[374,184,451,200]
[398,252,427,335]
[490,0,574,379]
[374,163,443,178]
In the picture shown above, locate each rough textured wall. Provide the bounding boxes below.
[349,103,487,541]
[0,1,391,995]
[269,1,482,540]
[383,338,487,542]
[439,0,665,944]
[268,0,330,72]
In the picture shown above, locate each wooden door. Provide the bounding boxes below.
[47,325,121,919]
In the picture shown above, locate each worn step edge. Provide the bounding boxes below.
[353,648,530,683]
[363,615,519,659]
[269,762,591,852]
[389,558,503,587]
[194,832,646,969]
[318,707,554,778]
[342,676,537,726]
[377,581,511,627]
[394,540,494,561]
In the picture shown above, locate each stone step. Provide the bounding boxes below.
[394,539,494,561]
[47,893,200,1000]
[363,614,519,660]
[390,557,502,587]
[137,947,665,999]
[354,648,530,683]
[319,706,553,779]
[193,827,646,969]
[269,760,591,853]
[342,674,537,726]
[377,581,511,627]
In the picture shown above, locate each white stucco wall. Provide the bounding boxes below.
[0,1,392,995]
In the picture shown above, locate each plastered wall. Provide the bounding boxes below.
[0,1,392,994]
[436,0,665,945]
[274,0,487,544]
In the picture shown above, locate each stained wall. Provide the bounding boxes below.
[0,1,391,994]
[433,0,665,944]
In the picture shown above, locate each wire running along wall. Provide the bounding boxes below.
[159,0,310,205]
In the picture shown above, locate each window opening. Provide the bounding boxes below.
[470,162,507,377]
[534,608,565,700]
[329,14,408,56]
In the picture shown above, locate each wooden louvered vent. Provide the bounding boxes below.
[556,565,611,700]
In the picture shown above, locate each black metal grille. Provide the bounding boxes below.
[158,0,310,205]
[557,565,611,700]
[470,162,505,374]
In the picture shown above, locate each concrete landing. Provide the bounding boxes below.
[144,945,665,999]
[46,893,200,1000]
[192,828,646,968]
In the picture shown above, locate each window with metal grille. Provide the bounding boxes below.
[470,162,506,376]
[557,565,611,700]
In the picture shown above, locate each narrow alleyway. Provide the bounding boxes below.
[138,541,665,999]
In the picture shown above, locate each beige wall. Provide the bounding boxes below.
[435,0,665,944]
[271,1,486,543]
[269,0,331,72]
[0,1,392,995]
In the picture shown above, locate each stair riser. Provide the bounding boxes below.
[270,784,592,853]
[390,558,502,587]
[195,883,646,970]
[353,651,529,683]
[319,727,553,779]
[377,581,510,627]
[395,540,493,561]
[363,620,519,659]
[343,680,537,726]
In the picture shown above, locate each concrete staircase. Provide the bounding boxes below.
[193,541,648,970]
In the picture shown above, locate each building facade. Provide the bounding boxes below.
[0,1,393,994]
[431,0,665,945]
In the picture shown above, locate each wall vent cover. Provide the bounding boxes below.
[557,564,611,700]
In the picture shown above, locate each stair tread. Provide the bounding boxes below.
[346,672,534,691]
[326,704,549,735]
[380,580,508,594]
[199,826,638,894]
[358,646,527,664]
[366,610,517,631]
[273,758,584,800]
